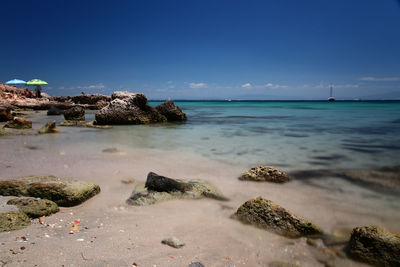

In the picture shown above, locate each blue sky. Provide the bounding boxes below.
[1,0,400,99]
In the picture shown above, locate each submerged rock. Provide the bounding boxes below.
[0,175,101,207]
[127,172,228,206]
[234,197,322,238]
[95,92,167,125]
[0,210,31,232]
[239,166,290,183]
[58,120,112,129]
[161,237,185,248]
[7,197,59,218]
[348,226,400,266]
[0,105,13,121]
[64,106,85,121]
[4,117,32,129]
[155,100,187,122]
[38,121,60,134]
[47,105,64,115]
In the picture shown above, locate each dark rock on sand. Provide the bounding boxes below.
[161,237,185,248]
[0,104,13,121]
[4,117,32,129]
[239,166,290,183]
[7,197,59,218]
[234,197,322,238]
[155,100,187,122]
[47,105,64,115]
[95,91,167,125]
[188,262,205,267]
[348,226,400,266]
[0,210,31,232]
[0,175,100,207]
[127,172,228,206]
[268,262,300,267]
[38,121,60,134]
[64,106,85,121]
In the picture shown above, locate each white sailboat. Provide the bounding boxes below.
[328,84,335,101]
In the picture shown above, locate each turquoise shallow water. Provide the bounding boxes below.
[24,100,400,171]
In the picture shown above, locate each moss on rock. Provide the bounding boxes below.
[239,166,290,183]
[348,225,400,266]
[234,197,323,238]
[7,197,59,218]
[0,210,31,232]
[0,176,101,207]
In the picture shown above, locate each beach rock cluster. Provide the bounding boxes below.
[234,197,323,238]
[127,172,227,205]
[347,226,400,266]
[51,93,111,109]
[95,91,187,125]
[0,175,101,207]
[239,166,290,183]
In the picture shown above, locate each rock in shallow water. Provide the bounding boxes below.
[155,100,187,122]
[239,166,290,183]
[126,172,228,205]
[0,210,31,232]
[7,197,59,218]
[161,237,185,248]
[348,226,400,266]
[64,106,85,121]
[38,121,60,134]
[4,117,32,129]
[47,105,63,115]
[0,176,100,207]
[0,105,13,122]
[234,197,322,238]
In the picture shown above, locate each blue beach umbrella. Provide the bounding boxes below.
[5,79,27,87]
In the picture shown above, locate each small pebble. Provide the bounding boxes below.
[161,237,185,248]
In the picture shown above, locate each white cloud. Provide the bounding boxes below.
[264,83,288,89]
[189,82,208,88]
[241,83,252,89]
[360,77,400,81]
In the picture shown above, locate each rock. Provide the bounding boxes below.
[102,148,119,153]
[126,172,228,206]
[239,166,290,183]
[0,210,31,232]
[58,120,112,129]
[188,263,205,267]
[4,117,32,129]
[64,106,85,121]
[0,105,13,121]
[0,127,10,136]
[161,237,185,248]
[155,100,187,122]
[95,91,167,125]
[7,197,59,218]
[0,175,101,207]
[347,226,400,266]
[70,93,111,106]
[38,121,60,134]
[47,105,64,115]
[121,178,134,184]
[234,197,323,238]
[268,262,300,267]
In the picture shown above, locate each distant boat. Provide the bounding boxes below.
[328,84,335,101]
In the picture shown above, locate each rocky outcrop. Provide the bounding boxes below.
[0,104,13,121]
[38,121,60,134]
[47,105,63,115]
[234,197,322,238]
[7,197,59,218]
[95,92,167,125]
[155,100,187,121]
[51,93,111,109]
[58,120,112,129]
[239,166,290,183]
[0,176,101,207]
[4,117,32,129]
[0,210,31,232]
[348,226,400,266]
[64,106,85,121]
[127,172,228,205]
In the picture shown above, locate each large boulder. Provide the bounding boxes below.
[234,197,323,238]
[0,176,101,207]
[0,105,13,121]
[95,92,167,125]
[47,105,64,115]
[155,100,187,122]
[348,226,400,266]
[0,210,31,232]
[64,106,85,121]
[239,166,290,183]
[7,197,59,218]
[4,117,32,129]
[127,172,228,205]
[38,121,60,134]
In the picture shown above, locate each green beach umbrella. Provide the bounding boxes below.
[26,79,48,86]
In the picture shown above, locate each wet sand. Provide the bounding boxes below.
[0,113,399,266]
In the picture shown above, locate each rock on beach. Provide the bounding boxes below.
[0,176,100,207]
[234,197,322,238]
[155,100,187,121]
[0,104,13,121]
[0,210,31,232]
[7,197,59,218]
[4,117,32,129]
[239,166,290,183]
[161,237,185,248]
[38,121,60,134]
[63,106,85,121]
